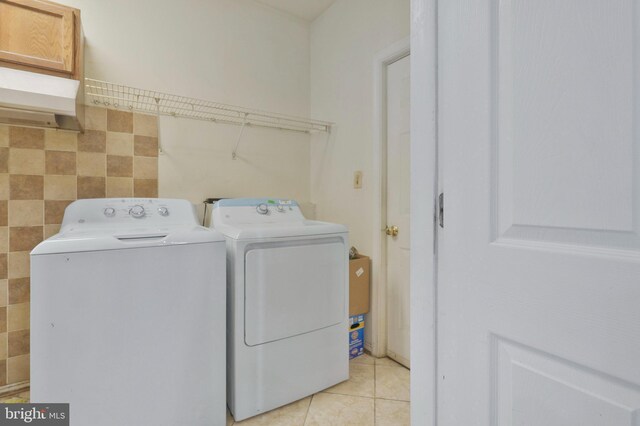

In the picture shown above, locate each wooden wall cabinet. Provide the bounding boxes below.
[0,0,83,80]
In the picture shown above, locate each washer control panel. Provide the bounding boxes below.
[62,198,197,229]
[213,198,304,226]
[96,200,170,220]
[247,199,296,216]
[256,203,269,215]
[102,204,169,219]
[128,205,147,218]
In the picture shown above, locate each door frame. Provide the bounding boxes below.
[409,0,437,425]
[371,37,410,359]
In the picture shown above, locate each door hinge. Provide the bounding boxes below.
[438,192,444,228]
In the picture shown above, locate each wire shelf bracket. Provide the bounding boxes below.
[84,78,333,134]
[231,114,248,160]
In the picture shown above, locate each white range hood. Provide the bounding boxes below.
[0,67,83,131]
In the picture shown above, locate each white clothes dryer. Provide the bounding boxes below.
[212,198,349,421]
[31,198,226,426]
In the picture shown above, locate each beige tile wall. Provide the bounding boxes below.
[0,106,158,389]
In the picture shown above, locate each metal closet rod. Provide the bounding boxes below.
[84,78,333,134]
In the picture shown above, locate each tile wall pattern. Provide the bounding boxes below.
[0,106,158,389]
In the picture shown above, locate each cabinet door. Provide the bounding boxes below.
[0,0,75,74]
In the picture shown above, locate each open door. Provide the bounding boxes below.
[386,53,411,368]
[438,0,640,424]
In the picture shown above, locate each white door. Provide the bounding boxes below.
[386,54,411,367]
[438,1,640,424]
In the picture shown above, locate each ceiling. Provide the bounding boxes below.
[253,0,337,21]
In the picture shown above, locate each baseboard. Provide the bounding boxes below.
[365,341,387,358]
[0,381,29,398]
[386,350,410,369]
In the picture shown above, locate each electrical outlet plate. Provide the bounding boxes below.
[354,171,363,189]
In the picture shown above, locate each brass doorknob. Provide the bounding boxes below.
[385,225,399,237]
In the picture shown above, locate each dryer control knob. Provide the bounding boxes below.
[129,205,146,218]
[103,207,116,217]
[158,207,169,216]
[256,203,269,215]
[276,205,285,213]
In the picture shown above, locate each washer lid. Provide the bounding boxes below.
[32,198,224,255]
[211,197,348,240]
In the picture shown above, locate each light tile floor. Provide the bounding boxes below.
[230,354,410,426]
[0,391,29,403]
[0,355,410,426]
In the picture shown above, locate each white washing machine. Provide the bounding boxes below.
[212,198,349,421]
[30,198,226,426]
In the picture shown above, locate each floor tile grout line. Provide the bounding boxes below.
[374,361,377,425]
[375,396,411,403]
[375,364,410,372]
[321,390,375,399]
[302,393,314,426]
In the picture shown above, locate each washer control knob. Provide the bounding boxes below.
[129,205,146,218]
[103,207,116,217]
[276,205,285,213]
[158,207,169,216]
[256,203,269,215]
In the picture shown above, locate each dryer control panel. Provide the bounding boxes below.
[61,198,199,229]
[213,198,305,226]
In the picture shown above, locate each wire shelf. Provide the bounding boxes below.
[84,79,332,134]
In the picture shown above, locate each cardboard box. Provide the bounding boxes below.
[349,254,371,316]
[349,314,365,359]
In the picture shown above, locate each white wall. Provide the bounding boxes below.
[310,0,410,351]
[159,118,311,205]
[57,0,312,211]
